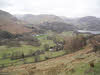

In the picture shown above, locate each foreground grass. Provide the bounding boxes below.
[5,61,100,75]
[1,44,100,75]
[66,63,100,75]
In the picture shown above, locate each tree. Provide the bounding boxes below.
[89,35,100,53]
[64,35,87,53]
[2,53,8,59]
[44,44,49,51]
[45,52,52,59]
[21,52,25,58]
[0,30,15,39]
[34,55,40,62]
[29,49,33,56]
[10,51,24,60]
[7,40,21,47]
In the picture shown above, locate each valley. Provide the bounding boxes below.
[0,9,100,75]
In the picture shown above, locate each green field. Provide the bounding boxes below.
[0,33,66,67]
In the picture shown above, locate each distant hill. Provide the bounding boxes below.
[16,14,100,31]
[77,16,100,30]
[0,10,32,34]
[15,14,64,25]
[61,16,100,31]
[15,14,77,32]
[39,22,77,33]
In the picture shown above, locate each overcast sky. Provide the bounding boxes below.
[0,0,100,17]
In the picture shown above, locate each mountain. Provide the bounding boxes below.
[39,21,77,33]
[15,14,77,32]
[61,16,100,31]
[0,10,32,34]
[77,16,100,30]
[15,13,100,31]
[0,10,17,25]
[15,14,64,25]
[15,14,76,32]
[16,14,100,31]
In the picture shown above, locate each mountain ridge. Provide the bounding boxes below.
[15,14,100,31]
[0,10,32,34]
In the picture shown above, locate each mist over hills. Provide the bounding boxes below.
[77,16,100,30]
[15,14,100,31]
[15,14,64,25]
[0,9,100,34]
[61,16,100,30]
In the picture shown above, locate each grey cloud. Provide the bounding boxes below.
[0,0,12,8]
[0,0,100,17]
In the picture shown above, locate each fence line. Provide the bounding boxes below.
[0,51,67,69]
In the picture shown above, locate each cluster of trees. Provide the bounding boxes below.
[8,50,45,60]
[47,34,100,54]
[0,30,41,47]
[89,35,100,52]
[0,30,16,39]
[0,30,21,47]
[64,35,87,53]
[47,35,65,51]
[18,34,41,46]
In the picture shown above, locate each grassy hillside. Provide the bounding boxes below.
[0,33,66,68]
[1,45,100,75]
